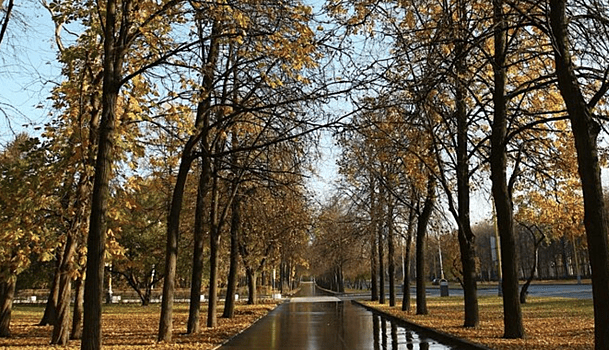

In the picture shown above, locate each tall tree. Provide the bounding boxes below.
[377,185,386,304]
[76,0,182,346]
[416,175,435,315]
[402,198,416,312]
[81,0,126,342]
[370,177,379,301]
[490,0,524,338]
[158,14,219,340]
[548,1,609,348]
[185,157,212,333]
[161,0,326,337]
[222,187,242,318]
[387,202,396,307]
[452,0,479,328]
[223,135,245,318]
[38,1,105,334]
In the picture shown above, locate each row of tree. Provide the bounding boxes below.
[0,1,347,349]
[316,1,609,350]
[3,0,609,350]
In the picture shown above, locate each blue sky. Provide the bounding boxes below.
[0,0,343,208]
[5,0,603,226]
[0,2,57,143]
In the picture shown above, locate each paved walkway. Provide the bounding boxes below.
[218,282,456,350]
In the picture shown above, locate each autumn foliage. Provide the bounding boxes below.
[365,296,594,350]
[0,302,277,349]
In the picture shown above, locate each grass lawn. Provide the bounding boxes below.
[363,296,594,350]
[0,302,277,349]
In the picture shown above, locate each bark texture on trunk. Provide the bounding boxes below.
[402,204,415,312]
[207,164,222,328]
[416,177,435,315]
[70,274,84,340]
[207,227,221,327]
[52,232,77,345]
[388,203,396,307]
[81,0,127,347]
[81,94,115,350]
[223,193,242,318]
[187,157,211,334]
[0,276,16,338]
[158,155,193,342]
[490,0,525,339]
[246,268,257,305]
[549,2,609,348]
[378,216,385,305]
[370,228,379,301]
[370,178,378,302]
[159,19,219,341]
[40,254,62,326]
[452,0,479,328]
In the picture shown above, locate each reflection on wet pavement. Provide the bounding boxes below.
[219,282,458,350]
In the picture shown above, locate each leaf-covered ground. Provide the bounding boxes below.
[0,302,278,349]
[364,296,594,350]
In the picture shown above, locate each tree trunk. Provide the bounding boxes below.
[51,274,73,345]
[70,274,84,340]
[519,225,544,304]
[40,251,62,326]
[561,237,570,278]
[187,156,211,334]
[207,168,222,328]
[387,203,396,307]
[402,204,415,312]
[143,279,152,306]
[207,227,220,327]
[458,225,479,327]
[416,177,435,315]
[371,227,379,301]
[0,276,16,337]
[549,2,609,348]
[370,179,379,302]
[223,134,242,319]
[158,152,194,342]
[223,193,242,318]
[159,18,219,341]
[280,261,286,295]
[81,0,126,347]
[81,98,114,350]
[52,232,77,345]
[246,267,257,305]
[378,214,385,305]
[186,207,205,333]
[489,0,525,339]
[573,238,582,285]
[338,266,344,293]
[445,0,480,328]
[519,244,538,304]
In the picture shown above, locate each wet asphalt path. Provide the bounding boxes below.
[218,282,459,350]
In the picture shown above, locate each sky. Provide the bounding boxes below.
[306,130,339,203]
[3,0,607,228]
[0,1,57,143]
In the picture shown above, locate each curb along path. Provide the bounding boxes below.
[218,282,490,349]
[352,300,495,350]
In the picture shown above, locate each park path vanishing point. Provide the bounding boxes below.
[218,282,459,350]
